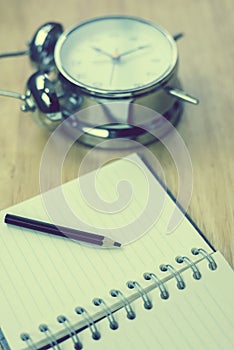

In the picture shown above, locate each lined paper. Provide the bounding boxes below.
[0,154,215,349]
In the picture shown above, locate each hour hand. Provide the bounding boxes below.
[91,46,113,59]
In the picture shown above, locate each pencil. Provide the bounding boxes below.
[4,214,121,248]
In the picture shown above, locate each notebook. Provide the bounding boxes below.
[0,153,234,350]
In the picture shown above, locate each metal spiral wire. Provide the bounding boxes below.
[127,280,153,309]
[191,248,217,270]
[75,307,101,340]
[160,264,186,289]
[39,324,61,350]
[57,315,83,349]
[93,298,118,330]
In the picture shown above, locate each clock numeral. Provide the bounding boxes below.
[76,73,87,79]
[70,60,82,66]
[129,36,138,41]
[90,36,100,42]
[109,32,119,38]
[151,58,161,63]
[92,82,103,87]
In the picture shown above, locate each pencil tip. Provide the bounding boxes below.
[103,237,122,248]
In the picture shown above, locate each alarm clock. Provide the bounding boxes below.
[0,16,199,146]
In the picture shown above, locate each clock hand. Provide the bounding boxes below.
[92,46,122,64]
[92,45,149,62]
[109,62,117,85]
[118,45,149,57]
[91,46,113,59]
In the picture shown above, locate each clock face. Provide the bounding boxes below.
[55,16,177,97]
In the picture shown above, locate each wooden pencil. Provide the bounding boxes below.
[4,214,121,248]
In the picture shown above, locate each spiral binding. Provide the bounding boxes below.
[20,333,37,350]
[127,280,153,309]
[57,315,83,350]
[93,298,119,330]
[191,248,217,270]
[160,263,186,289]
[21,248,217,350]
[175,255,202,280]
[39,324,61,350]
[75,307,101,341]
[110,289,136,319]
[143,272,170,299]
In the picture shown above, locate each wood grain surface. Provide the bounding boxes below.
[0,0,233,266]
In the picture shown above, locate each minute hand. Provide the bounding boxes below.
[119,45,149,57]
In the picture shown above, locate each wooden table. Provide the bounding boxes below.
[0,0,233,267]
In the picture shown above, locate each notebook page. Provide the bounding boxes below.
[0,154,214,349]
[74,251,234,350]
